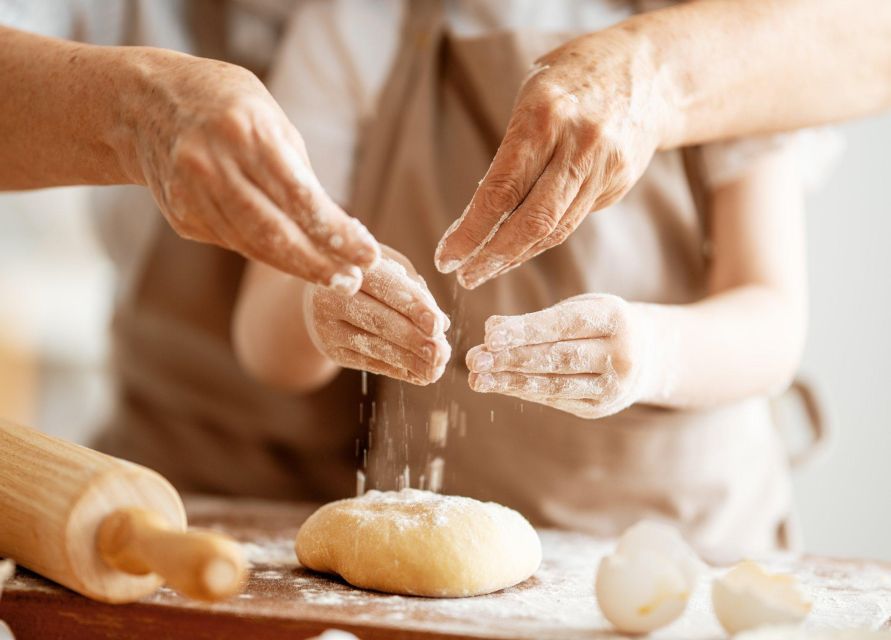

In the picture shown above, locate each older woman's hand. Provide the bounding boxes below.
[0,26,380,292]
[128,50,380,294]
[435,27,675,289]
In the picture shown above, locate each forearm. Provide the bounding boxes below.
[621,0,891,148]
[0,26,141,188]
[638,286,806,409]
[232,262,339,392]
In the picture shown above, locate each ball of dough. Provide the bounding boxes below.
[295,489,541,597]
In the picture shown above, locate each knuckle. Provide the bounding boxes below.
[518,206,559,240]
[244,219,285,256]
[287,182,322,218]
[549,222,574,245]
[563,155,591,184]
[214,102,257,142]
[512,97,556,132]
[529,97,561,125]
[478,176,523,214]
[172,145,213,179]
[573,119,603,150]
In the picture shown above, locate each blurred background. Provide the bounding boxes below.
[0,114,889,561]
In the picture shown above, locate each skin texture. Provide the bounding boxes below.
[0,26,379,292]
[467,149,806,418]
[233,247,450,391]
[436,0,891,288]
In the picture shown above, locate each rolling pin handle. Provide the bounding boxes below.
[97,508,247,602]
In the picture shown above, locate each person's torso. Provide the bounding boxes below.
[95,0,792,557]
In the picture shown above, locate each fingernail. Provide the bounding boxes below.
[356,243,379,266]
[472,351,494,372]
[421,344,434,361]
[475,373,495,391]
[419,311,437,335]
[327,266,362,296]
[442,313,452,331]
[438,257,462,274]
[456,270,481,290]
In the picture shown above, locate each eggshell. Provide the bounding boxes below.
[595,521,703,634]
[712,560,811,634]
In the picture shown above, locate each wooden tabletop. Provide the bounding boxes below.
[1,496,890,639]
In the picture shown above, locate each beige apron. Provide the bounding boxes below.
[92,0,360,503]
[351,1,794,557]
[96,0,794,556]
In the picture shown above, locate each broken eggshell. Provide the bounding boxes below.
[712,560,811,634]
[595,520,704,634]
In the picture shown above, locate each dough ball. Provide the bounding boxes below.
[295,489,541,597]
[308,631,358,640]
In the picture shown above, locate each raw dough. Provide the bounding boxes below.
[295,489,541,597]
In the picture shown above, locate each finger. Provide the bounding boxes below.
[158,163,227,246]
[256,127,380,269]
[163,193,225,246]
[362,257,449,336]
[334,291,451,366]
[466,339,612,375]
[469,371,605,399]
[489,174,600,281]
[329,347,429,386]
[434,118,555,274]
[220,168,364,294]
[329,321,441,381]
[378,246,452,332]
[530,395,613,420]
[483,301,617,351]
[456,146,583,289]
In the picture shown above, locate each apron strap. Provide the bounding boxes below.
[349,0,444,226]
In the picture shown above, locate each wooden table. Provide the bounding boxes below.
[1,496,890,639]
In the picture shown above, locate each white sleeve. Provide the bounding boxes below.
[700,128,845,193]
[266,0,403,206]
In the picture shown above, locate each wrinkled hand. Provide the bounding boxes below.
[435,28,672,289]
[466,294,659,419]
[131,51,379,293]
[305,247,451,385]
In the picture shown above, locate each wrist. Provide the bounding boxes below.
[86,45,156,186]
[631,303,680,406]
[98,46,191,186]
[610,12,689,151]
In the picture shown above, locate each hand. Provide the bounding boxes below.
[435,28,673,289]
[304,247,451,385]
[466,294,660,419]
[128,50,379,293]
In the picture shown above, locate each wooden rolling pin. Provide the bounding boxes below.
[0,419,247,603]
